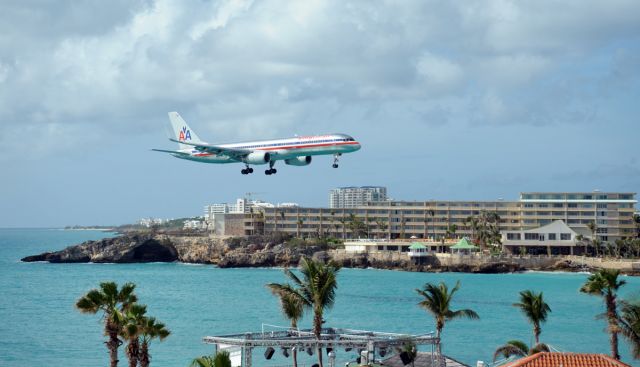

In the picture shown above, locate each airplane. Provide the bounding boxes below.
[153,112,361,175]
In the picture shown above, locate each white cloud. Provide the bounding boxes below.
[415,52,464,91]
[0,0,639,158]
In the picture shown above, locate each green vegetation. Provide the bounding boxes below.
[190,350,231,367]
[415,281,479,355]
[514,290,551,345]
[493,340,549,361]
[463,211,501,251]
[619,300,640,359]
[139,316,170,367]
[267,257,341,367]
[493,290,551,361]
[76,281,169,367]
[266,285,304,367]
[580,269,626,360]
[76,282,138,367]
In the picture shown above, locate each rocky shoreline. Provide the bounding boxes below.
[20,232,631,274]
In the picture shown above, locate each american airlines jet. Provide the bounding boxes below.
[153,112,361,175]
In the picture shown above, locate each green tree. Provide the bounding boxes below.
[347,213,367,238]
[465,215,480,243]
[580,269,627,360]
[139,316,170,367]
[588,221,598,256]
[428,209,436,241]
[376,218,389,239]
[267,287,305,367]
[190,350,232,367]
[633,214,640,239]
[76,282,137,367]
[446,224,458,240]
[121,304,147,367]
[296,217,304,238]
[493,340,549,361]
[619,300,640,359]
[267,257,341,367]
[477,211,502,251]
[513,290,551,344]
[415,281,479,355]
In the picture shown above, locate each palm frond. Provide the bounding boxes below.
[493,340,528,361]
[449,308,480,320]
[530,343,550,354]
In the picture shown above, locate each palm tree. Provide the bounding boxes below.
[190,350,231,367]
[121,303,147,367]
[415,281,479,355]
[513,290,551,344]
[267,287,304,367]
[588,221,598,256]
[376,219,389,239]
[267,257,341,367]
[446,224,458,240]
[580,269,627,360]
[428,209,435,241]
[139,317,170,367]
[493,340,549,361]
[76,282,137,367]
[619,300,640,359]
[465,215,480,244]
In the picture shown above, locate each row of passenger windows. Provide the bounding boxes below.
[236,138,352,149]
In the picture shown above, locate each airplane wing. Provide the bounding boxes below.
[151,148,192,156]
[168,138,254,160]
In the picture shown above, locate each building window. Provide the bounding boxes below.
[507,233,521,240]
[525,233,539,240]
[560,233,571,240]
[548,233,557,240]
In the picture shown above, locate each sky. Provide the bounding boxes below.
[1,0,639,227]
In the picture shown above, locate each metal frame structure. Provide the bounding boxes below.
[203,327,442,367]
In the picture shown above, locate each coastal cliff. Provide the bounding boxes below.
[19,232,618,274]
[20,233,319,267]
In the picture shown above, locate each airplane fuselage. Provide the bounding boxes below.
[173,134,360,163]
[155,111,360,175]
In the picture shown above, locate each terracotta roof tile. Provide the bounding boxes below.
[502,352,632,367]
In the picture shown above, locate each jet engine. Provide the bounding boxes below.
[243,151,271,165]
[285,156,312,166]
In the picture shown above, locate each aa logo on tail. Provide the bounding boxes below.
[179,126,192,141]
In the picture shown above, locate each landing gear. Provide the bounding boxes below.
[265,161,277,175]
[241,166,254,175]
[332,153,341,168]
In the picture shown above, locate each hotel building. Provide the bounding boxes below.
[329,186,388,208]
[261,191,637,252]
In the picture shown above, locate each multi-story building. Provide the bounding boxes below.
[518,192,637,242]
[261,191,637,247]
[329,186,387,208]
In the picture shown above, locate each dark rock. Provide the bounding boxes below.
[22,234,178,263]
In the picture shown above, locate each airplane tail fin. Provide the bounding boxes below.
[168,112,203,150]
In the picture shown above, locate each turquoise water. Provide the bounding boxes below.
[1,229,640,367]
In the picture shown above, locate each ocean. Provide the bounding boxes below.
[1,229,639,366]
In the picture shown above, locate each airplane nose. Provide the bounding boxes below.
[354,142,361,151]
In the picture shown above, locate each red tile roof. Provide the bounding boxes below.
[502,352,632,367]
